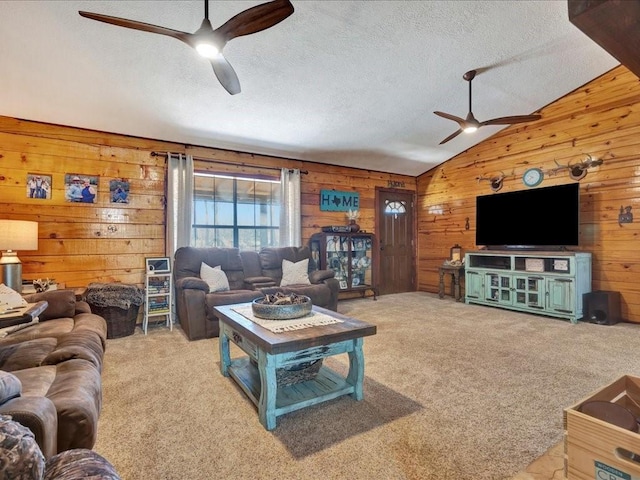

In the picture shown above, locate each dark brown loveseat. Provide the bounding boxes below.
[0,289,106,458]
[174,246,339,340]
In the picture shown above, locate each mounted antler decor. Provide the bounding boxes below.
[490,173,505,192]
[545,155,603,180]
[476,171,507,192]
[547,159,570,177]
[568,155,603,181]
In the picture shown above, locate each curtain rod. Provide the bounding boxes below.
[150,151,308,175]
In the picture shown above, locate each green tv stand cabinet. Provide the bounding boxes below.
[464,250,592,324]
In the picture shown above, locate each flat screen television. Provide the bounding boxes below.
[475,183,580,250]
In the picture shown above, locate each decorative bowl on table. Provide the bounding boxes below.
[251,293,312,320]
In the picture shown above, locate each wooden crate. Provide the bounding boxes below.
[564,375,640,479]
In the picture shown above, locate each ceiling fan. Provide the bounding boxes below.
[79,0,294,95]
[434,70,541,145]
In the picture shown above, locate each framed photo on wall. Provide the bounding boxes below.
[145,257,171,274]
[65,174,98,203]
[110,179,130,203]
[26,173,52,199]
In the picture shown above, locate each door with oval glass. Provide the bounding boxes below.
[376,188,416,295]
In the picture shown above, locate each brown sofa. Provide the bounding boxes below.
[0,289,106,458]
[174,246,339,340]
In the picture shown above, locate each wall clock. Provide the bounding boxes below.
[522,168,544,187]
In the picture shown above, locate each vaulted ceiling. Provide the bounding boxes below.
[1,1,620,175]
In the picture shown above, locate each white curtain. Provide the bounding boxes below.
[165,153,194,259]
[279,168,301,247]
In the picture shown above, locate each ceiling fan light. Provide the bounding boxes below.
[195,43,220,59]
[463,126,478,133]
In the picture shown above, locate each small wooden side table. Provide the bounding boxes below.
[438,264,465,301]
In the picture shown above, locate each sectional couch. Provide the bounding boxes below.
[174,246,339,340]
[0,289,106,458]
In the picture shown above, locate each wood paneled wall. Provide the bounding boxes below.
[416,66,640,323]
[0,116,415,293]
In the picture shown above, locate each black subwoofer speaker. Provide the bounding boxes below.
[583,291,622,325]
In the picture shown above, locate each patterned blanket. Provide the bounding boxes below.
[85,282,144,309]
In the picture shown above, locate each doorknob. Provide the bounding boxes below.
[380,244,385,250]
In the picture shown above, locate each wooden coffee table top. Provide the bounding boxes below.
[214,303,376,355]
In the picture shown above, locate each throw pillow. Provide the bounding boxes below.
[280,259,311,286]
[0,371,22,404]
[200,263,230,293]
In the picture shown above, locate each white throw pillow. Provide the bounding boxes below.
[280,259,311,286]
[200,263,230,293]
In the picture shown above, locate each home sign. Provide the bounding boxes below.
[320,190,360,212]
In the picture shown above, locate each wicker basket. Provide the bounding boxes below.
[277,359,323,386]
[91,304,140,339]
[84,282,144,339]
[250,358,323,387]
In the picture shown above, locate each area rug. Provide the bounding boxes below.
[94,292,640,479]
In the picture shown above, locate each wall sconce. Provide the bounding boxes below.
[0,220,39,293]
[619,206,633,225]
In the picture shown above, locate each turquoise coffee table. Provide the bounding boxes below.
[214,303,376,431]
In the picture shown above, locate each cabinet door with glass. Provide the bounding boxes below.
[485,273,512,303]
[513,276,545,310]
[310,232,377,299]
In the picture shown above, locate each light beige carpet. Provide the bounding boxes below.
[94,292,640,480]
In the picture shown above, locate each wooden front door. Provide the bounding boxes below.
[376,188,416,295]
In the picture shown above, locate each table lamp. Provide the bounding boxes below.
[0,220,38,293]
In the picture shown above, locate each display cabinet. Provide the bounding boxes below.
[310,232,378,299]
[464,250,591,323]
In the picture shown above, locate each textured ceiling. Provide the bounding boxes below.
[0,1,619,176]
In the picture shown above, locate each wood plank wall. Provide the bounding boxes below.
[0,116,415,295]
[416,65,640,323]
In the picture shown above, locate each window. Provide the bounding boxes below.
[384,200,407,219]
[192,173,280,251]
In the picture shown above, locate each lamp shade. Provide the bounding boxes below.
[0,220,38,251]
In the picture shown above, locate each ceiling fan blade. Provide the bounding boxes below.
[480,114,541,127]
[216,0,294,41]
[439,129,463,145]
[210,55,241,95]
[434,111,466,127]
[78,11,189,43]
